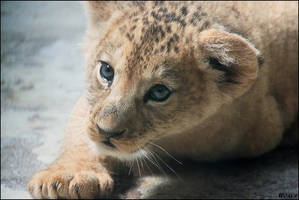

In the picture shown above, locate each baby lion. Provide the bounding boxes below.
[28,1,298,199]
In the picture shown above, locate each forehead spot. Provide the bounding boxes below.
[180,6,188,16]
[166,25,172,33]
[167,37,175,53]
[126,33,134,41]
[151,11,161,21]
[130,25,137,31]
[158,7,168,13]
[173,33,179,41]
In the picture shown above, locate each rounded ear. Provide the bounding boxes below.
[198,29,263,98]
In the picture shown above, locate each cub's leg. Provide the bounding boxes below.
[28,95,122,199]
[28,149,114,199]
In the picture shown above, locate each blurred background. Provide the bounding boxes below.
[1,2,85,198]
[1,1,298,199]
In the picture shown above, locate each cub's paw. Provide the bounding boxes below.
[28,168,114,199]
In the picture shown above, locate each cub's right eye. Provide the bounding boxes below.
[99,61,114,84]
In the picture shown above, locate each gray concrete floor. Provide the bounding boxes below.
[1,2,298,199]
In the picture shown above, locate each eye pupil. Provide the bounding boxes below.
[145,84,171,102]
[99,61,114,83]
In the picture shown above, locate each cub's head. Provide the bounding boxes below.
[82,2,261,160]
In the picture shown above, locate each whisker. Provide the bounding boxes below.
[149,142,183,165]
[139,156,144,170]
[128,160,133,176]
[151,150,182,180]
[142,150,159,170]
[140,150,153,175]
[146,149,167,176]
[136,158,141,177]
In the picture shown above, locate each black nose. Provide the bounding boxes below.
[97,125,125,139]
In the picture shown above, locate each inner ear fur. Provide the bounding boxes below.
[198,29,262,98]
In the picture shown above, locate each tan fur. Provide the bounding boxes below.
[28,1,298,198]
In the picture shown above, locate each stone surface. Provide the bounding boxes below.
[1,2,298,199]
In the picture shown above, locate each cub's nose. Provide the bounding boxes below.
[97,125,126,139]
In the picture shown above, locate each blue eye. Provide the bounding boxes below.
[145,84,171,102]
[99,61,114,83]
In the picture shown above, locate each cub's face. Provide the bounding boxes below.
[83,2,261,160]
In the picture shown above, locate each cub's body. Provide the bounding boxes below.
[28,2,298,199]
[155,2,298,160]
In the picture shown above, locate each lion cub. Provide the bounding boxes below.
[28,2,298,199]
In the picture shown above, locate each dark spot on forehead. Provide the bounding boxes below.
[193,11,200,18]
[164,12,176,23]
[180,6,188,16]
[174,46,179,53]
[166,25,172,33]
[164,12,186,28]
[130,25,136,31]
[169,37,174,43]
[158,7,168,13]
[143,19,149,25]
[173,33,179,41]
[160,27,165,39]
[151,10,162,21]
[153,1,164,8]
[167,37,175,53]
[190,18,196,26]
[180,20,186,28]
[190,11,204,26]
[126,33,133,41]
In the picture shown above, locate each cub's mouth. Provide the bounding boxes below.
[97,125,127,149]
[91,136,148,161]
[90,124,148,159]
[102,139,115,148]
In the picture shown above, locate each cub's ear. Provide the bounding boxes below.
[198,29,263,98]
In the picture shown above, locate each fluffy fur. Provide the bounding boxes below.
[28,2,298,199]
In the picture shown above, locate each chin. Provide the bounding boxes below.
[87,138,147,161]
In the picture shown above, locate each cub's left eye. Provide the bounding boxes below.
[145,84,171,102]
[99,61,114,83]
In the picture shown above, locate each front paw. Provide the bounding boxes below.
[28,168,114,199]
